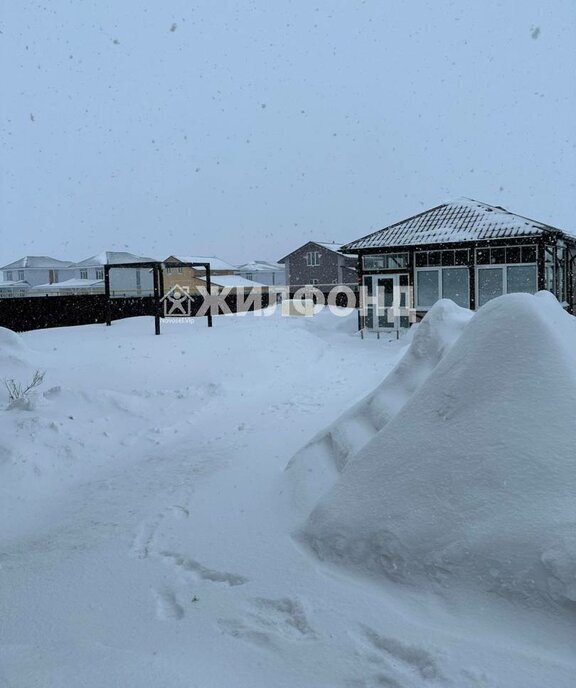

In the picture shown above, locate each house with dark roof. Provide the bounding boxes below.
[278,241,357,294]
[341,199,576,331]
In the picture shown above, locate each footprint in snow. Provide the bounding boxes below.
[218,596,315,647]
[353,625,442,686]
[159,550,248,586]
[129,505,189,559]
[152,587,184,620]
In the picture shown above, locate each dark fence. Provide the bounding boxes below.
[0,292,271,333]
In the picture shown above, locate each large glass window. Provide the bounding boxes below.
[416,270,440,307]
[477,268,504,307]
[442,268,469,308]
[476,264,537,306]
[416,267,470,308]
[506,265,537,294]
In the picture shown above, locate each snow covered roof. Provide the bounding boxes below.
[168,255,237,271]
[197,274,266,288]
[342,199,576,251]
[314,242,347,252]
[236,260,284,272]
[29,278,104,291]
[74,251,155,267]
[0,256,72,270]
[278,241,350,262]
[0,280,30,288]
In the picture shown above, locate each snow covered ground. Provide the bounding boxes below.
[1,301,575,687]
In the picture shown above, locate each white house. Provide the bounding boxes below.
[0,256,75,287]
[71,251,155,297]
[27,278,105,297]
[235,260,286,286]
[0,280,31,298]
[196,274,267,292]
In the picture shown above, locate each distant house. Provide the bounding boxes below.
[0,256,74,287]
[196,274,267,293]
[28,278,105,297]
[162,255,237,294]
[0,280,30,298]
[278,241,357,293]
[341,198,576,331]
[235,261,285,286]
[72,251,155,297]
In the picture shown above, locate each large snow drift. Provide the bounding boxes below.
[284,300,473,512]
[302,292,576,609]
[0,326,30,378]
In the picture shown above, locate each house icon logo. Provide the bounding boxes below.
[161,285,194,317]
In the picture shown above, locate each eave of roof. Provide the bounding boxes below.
[0,256,72,270]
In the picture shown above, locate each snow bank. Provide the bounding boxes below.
[301,292,576,609]
[0,325,27,356]
[0,326,32,394]
[284,300,472,512]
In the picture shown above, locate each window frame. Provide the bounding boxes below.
[415,265,470,310]
[475,245,537,266]
[415,249,469,268]
[362,252,409,271]
[305,251,321,267]
[475,261,538,307]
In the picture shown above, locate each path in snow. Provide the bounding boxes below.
[1,311,406,687]
[1,307,573,687]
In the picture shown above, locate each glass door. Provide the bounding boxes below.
[362,274,411,330]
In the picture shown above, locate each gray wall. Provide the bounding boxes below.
[282,242,357,291]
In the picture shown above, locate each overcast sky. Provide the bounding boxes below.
[1,0,575,266]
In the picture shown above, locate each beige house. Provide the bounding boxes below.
[162,255,237,294]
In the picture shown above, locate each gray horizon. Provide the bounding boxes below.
[1,0,575,267]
